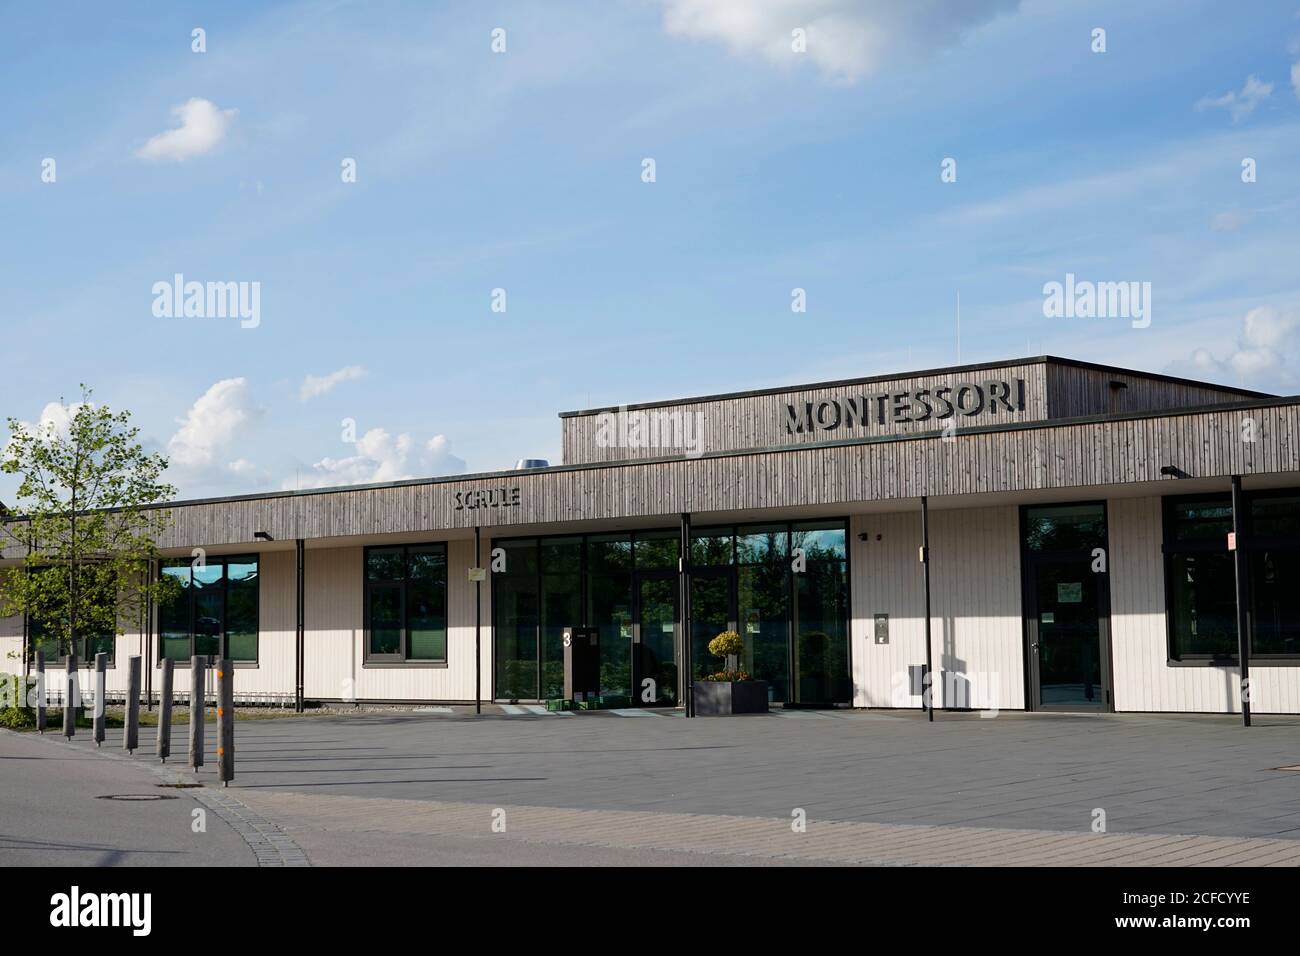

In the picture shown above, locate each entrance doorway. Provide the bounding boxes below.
[633,572,678,706]
[1021,504,1112,711]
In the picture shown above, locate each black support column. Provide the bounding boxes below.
[679,512,693,717]
[295,538,305,713]
[921,495,934,722]
[475,526,482,715]
[1231,476,1251,728]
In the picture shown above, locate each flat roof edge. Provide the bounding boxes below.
[6,390,1284,518]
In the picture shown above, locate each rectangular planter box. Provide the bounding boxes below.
[692,680,769,716]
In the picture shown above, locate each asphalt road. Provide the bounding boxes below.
[0,729,254,867]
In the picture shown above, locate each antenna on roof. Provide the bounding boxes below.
[956,291,961,364]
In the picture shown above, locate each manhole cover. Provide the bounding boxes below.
[96,794,178,801]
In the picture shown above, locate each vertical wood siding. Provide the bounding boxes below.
[564,362,1050,464]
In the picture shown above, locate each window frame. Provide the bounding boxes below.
[490,520,852,704]
[1162,490,1300,664]
[23,562,120,668]
[362,542,449,667]
[157,554,261,666]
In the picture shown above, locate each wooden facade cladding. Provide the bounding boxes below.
[1044,364,1261,419]
[562,362,1050,464]
[3,397,1292,557]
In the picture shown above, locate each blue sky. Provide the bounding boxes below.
[3,0,1299,500]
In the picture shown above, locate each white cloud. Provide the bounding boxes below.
[657,0,1018,83]
[289,428,466,489]
[1210,208,1252,233]
[137,98,238,162]
[300,365,366,401]
[3,400,92,462]
[1171,306,1300,385]
[1196,74,1273,122]
[167,378,255,470]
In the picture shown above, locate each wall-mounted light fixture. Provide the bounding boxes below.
[1160,465,1190,479]
[254,531,274,541]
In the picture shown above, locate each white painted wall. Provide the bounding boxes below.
[852,506,1024,711]
[1109,496,1300,714]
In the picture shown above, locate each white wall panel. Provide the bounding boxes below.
[852,506,1024,710]
[1109,496,1300,714]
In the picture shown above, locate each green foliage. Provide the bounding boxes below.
[699,669,752,683]
[708,630,744,659]
[0,387,178,656]
[0,672,35,727]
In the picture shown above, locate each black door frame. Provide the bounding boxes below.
[1019,502,1115,713]
[631,568,679,706]
[685,565,738,698]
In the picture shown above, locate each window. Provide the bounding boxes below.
[364,544,447,663]
[1025,504,1107,552]
[159,555,260,663]
[29,618,115,666]
[490,524,851,703]
[1163,492,1300,660]
[25,564,118,665]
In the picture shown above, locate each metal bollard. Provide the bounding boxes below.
[124,655,141,754]
[35,651,46,734]
[188,656,205,771]
[217,659,234,786]
[63,651,78,739]
[157,658,173,763]
[93,653,108,747]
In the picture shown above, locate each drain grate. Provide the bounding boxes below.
[157,782,204,789]
[96,794,178,801]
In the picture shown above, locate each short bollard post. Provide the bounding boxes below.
[188,656,205,772]
[217,659,234,787]
[124,655,141,754]
[157,658,174,763]
[63,651,78,739]
[35,651,46,734]
[93,653,108,747]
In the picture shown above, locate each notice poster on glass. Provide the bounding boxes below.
[1057,582,1083,603]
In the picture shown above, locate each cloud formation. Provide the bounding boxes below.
[300,365,366,401]
[290,429,466,489]
[1173,306,1300,386]
[167,378,255,472]
[137,98,238,162]
[1196,75,1273,122]
[658,0,1018,83]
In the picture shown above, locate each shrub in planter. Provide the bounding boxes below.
[695,631,767,715]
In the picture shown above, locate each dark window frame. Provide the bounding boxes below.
[490,519,852,705]
[1162,489,1300,663]
[362,542,449,667]
[23,562,121,668]
[158,554,261,666]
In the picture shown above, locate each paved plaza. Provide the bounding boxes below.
[5,706,1300,866]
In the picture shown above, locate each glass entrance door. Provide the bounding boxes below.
[689,570,735,685]
[1026,556,1108,710]
[634,573,678,706]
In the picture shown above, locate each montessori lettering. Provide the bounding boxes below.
[784,379,1026,435]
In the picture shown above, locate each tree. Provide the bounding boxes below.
[1,387,177,664]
